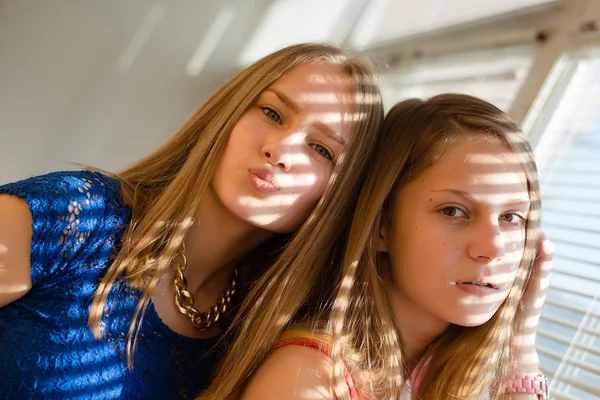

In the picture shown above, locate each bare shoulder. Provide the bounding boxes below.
[240,343,334,400]
[0,194,33,307]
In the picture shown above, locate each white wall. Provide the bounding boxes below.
[0,0,269,183]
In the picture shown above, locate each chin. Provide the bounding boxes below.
[245,213,298,234]
[229,196,311,234]
[454,312,496,327]
[247,206,312,233]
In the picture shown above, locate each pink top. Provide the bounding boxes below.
[273,336,426,399]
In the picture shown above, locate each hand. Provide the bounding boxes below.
[514,232,553,374]
[521,233,553,336]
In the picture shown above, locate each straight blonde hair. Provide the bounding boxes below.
[86,43,384,373]
[328,94,542,399]
[197,51,387,399]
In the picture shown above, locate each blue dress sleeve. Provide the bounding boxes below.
[0,170,125,287]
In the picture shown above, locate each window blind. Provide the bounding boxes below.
[534,55,600,400]
[379,46,533,111]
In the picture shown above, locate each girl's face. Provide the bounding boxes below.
[211,62,356,233]
[379,137,530,327]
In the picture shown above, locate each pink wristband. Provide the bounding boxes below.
[505,370,548,400]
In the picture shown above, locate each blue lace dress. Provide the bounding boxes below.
[0,171,223,399]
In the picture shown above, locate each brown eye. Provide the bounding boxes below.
[440,207,467,218]
[500,213,525,225]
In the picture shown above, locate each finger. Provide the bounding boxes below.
[535,232,554,264]
[527,233,552,308]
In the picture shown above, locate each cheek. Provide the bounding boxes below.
[272,171,329,229]
[227,118,262,151]
[401,222,454,260]
[391,223,461,291]
[219,133,246,167]
[388,231,422,279]
[290,176,328,214]
[496,255,524,298]
[505,230,527,266]
[294,163,332,198]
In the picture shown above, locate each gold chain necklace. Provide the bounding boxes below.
[173,244,238,331]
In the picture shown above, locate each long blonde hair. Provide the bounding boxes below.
[86,43,384,371]
[196,51,386,399]
[328,94,542,399]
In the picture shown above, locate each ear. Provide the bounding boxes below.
[377,223,389,253]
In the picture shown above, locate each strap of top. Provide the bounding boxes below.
[272,335,361,400]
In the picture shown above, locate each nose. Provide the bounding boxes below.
[261,132,302,172]
[467,218,507,263]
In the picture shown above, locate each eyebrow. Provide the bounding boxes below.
[314,121,346,146]
[267,88,302,114]
[432,189,531,207]
[266,88,346,146]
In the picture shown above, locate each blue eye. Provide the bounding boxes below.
[260,106,282,124]
[310,144,333,161]
[440,206,467,218]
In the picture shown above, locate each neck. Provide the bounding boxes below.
[386,282,449,373]
[183,187,273,296]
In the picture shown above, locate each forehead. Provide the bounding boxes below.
[416,138,529,202]
[269,63,356,113]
